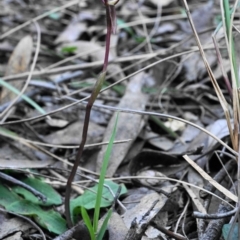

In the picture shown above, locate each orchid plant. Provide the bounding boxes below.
[64,0,119,229]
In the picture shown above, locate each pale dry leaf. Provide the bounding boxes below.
[46,120,105,145]
[55,22,86,44]
[1,35,33,103]
[164,119,185,132]
[3,231,23,240]
[143,131,174,151]
[96,72,148,176]
[46,118,69,128]
[183,184,206,214]
[105,212,128,240]
[0,216,31,239]
[123,192,168,229]
[149,0,174,7]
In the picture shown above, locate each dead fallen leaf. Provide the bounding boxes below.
[104,212,127,240]
[55,22,86,44]
[96,72,148,176]
[123,192,168,229]
[1,35,33,103]
[0,215,31,239]
[46,120,105,145]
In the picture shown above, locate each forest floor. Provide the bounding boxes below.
[0,0,238,240]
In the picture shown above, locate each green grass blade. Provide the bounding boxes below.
[81,206,95,240]
[0,78,46,115]
[97,208,112,240]
[223,0,231,39]
[222,0,238,86]
[93,112,119,233]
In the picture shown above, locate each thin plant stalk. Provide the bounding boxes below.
[64,0,118,227]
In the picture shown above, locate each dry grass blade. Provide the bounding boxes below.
[227,0,240,154]
[183,155,237,203]
[182,0,235,150]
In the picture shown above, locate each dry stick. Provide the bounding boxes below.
[64,1,114,227]
[193,207,238,219]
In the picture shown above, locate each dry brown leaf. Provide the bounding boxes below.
[0,216,31,239]
[1,35,33,103]
[55,22,86,44]
[46,120,105,145]
[103,212,127,240]
[96,72,148,176]
[123,192,168,229]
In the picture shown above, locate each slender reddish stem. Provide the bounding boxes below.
[64,2,113,228]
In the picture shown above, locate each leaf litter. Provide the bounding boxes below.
[0,0,239,240]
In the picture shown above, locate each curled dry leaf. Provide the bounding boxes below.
[1,35,33,103]
[96,72,148,176]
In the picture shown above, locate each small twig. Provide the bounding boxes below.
[0,172,47,202]
[193,207,237,219]
[151,221,187,240]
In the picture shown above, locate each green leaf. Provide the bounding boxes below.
[61,46,77,54]
[71,181,127,220]
[93,113,119,232]
[0,184,20,205]
[97,208,112,240]
[0,185,67,234]
[117,18,135,36]
[81,207,95,240]
[222,223,238,240]
[13,177,62,206]
[7,200,67,234]
[48,12,62,20]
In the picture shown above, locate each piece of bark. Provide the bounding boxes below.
[96,72,148,176]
